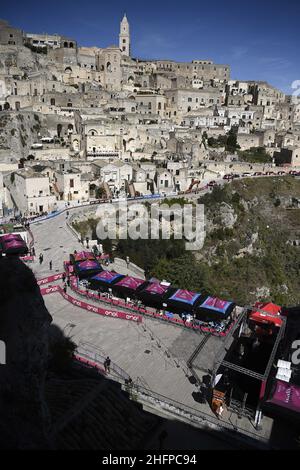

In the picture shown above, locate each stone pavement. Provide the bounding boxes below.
[29,210,141,279]
[43,291,273,445]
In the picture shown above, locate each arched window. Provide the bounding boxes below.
[69,42,74,48]
[50,98,55,106]
[64,42,68,48]
[4,102,10,110]
[106,62,112,72]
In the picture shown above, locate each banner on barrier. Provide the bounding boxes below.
[40,285,60,295]
[37,273,64,285]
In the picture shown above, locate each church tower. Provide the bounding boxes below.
[119,13,130,57]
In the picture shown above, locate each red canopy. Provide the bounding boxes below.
[249,302,282,327]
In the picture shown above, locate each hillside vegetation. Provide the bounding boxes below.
[73,176,300,306]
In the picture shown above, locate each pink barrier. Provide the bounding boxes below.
[74,354,106,374]
[38,272,234,336]
[60,290,142,322]
[20,255,34,262]
[39,278,142,323]
[37,273,64,286]
[40,285,60,295]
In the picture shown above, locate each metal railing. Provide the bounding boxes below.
[74,346,269,448]
[76,341,131,382]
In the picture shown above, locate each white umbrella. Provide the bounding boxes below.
[212,374,223,387]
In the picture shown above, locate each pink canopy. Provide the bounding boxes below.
[90,270,123,284]
[74,251,95,262]
[0,233,23,241]
[199,296,233,314]
[3,239,25,248]
[77,260,99,270]
[169,289,201,305]
[115,276,145,291]
[94,270,121,281]
[145,282,169,295]
[268,380,300,413]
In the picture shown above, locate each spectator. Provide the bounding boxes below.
[104,356,111,373]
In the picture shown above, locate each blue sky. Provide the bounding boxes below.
[2,0,300,93]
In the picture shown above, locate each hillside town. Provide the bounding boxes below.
[0,12,300,453]
[0,15,300,217]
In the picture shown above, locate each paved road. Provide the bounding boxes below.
[30,210,140,279]
[29,195,274,448]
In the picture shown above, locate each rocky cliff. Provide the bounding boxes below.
[0,111,47,160]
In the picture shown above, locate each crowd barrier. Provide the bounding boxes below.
[73,354,106,374]
[40,285,60,295]
[37,273,64,285]
[71,280,234,337]
[38,274,142,323]
[20,255,34,262]
[38,272,235,336]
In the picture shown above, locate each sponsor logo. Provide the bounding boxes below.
[104,311,118,317]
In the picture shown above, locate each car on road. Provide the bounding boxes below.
[223,174,233,180]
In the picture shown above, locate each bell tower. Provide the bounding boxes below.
[119,13,130,57]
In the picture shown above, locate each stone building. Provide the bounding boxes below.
[0,20,23,46]
[9,168,56,215]
[119,14,130,57]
